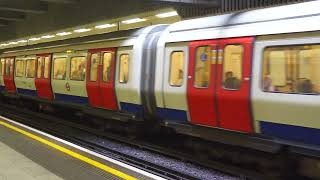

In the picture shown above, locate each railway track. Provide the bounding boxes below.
[0,102,287,180]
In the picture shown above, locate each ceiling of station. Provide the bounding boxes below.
[0,0,309,42]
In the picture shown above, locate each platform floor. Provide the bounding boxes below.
[0,118,160,180]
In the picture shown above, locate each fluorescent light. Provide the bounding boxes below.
[8,42,18,45]
[29,37,41,41]
[18,40,27,43]
[0,43,9,46]
[56,32,72,36]
[42,35,55,39]
[95,24,116,29]
[74,28,91,33]
[156,11,178,18]
[121,18,146,24]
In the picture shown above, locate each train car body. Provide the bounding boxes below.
[0,1,320,169]
[155,0,320,152]
[0,25,167,121]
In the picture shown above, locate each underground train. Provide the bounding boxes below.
[1,1,320,176]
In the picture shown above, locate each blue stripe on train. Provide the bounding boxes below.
[54,93,88,105]
[17,88,37,97]
[156,107,188,122]
[120,102,143,116]
[260,121,320,146]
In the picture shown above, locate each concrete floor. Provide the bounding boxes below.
[0,141,63,180]
[0,121,152,180]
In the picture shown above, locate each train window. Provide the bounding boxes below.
[0,59,4,76]
[119,54,129,83]
[44,57,50,79]
[102,53,112,82]
[262,45,320,94]
[223,45,243,90]
[90,53,99,81]
[37,57,43,78]
[169,51,184,86]
[26,59,36,78]
[15,60,25,77]
[194,46,211,88]
[70,56,86,81]
[53,57,67,80]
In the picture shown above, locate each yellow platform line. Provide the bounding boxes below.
[0,120,137,180]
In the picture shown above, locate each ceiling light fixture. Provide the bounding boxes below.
[42,35,55,39]
[121,18,146,24]
[74,28,91,33]
[156,11,178,18]
[8,42,18,45]
[29,37,41,41]
[95,24,116,29]
[18,40,27,43]
[56,32,72,36]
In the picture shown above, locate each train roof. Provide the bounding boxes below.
[162,1,320,43]
[0,25,167,57]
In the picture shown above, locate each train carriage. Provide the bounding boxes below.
[0,25,167,122]
[155,0,320,152]
[0,58,5,91]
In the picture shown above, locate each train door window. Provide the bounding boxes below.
[44,57,50,79]
[10,59,14,76]
[53,57,67,80]
[169,51,184,86]
[102,52,112,82]
[262,45,320,94]
[70,56,86,81]
[15,60,25,77]
[26,59,36,78]
[90,53,99,81]
[0,59,2,76]
[0,59,4,76]
[223,45,243,90]
[5,59,11,76]
[119,54,129,83]
[194,46,211,88]
[37,57,44,78]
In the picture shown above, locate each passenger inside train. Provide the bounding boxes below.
[263,45,320,94]
[224,71,240,89]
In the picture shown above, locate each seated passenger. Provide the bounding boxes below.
[300,79,313,93]
[103,66,111,82]
[175,69,184,86]
[72,64,85,80]
[224,71,240,89]
[55,70,65,79]
[263,75,274,91]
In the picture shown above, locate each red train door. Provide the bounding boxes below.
[187,40,218,127]
[86,48,118,110]
[3,57,16,93]
[187,37,254,133]
[35,54,53,100]
[216,37,254,133]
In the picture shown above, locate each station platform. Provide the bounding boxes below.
[0,116,164,180]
